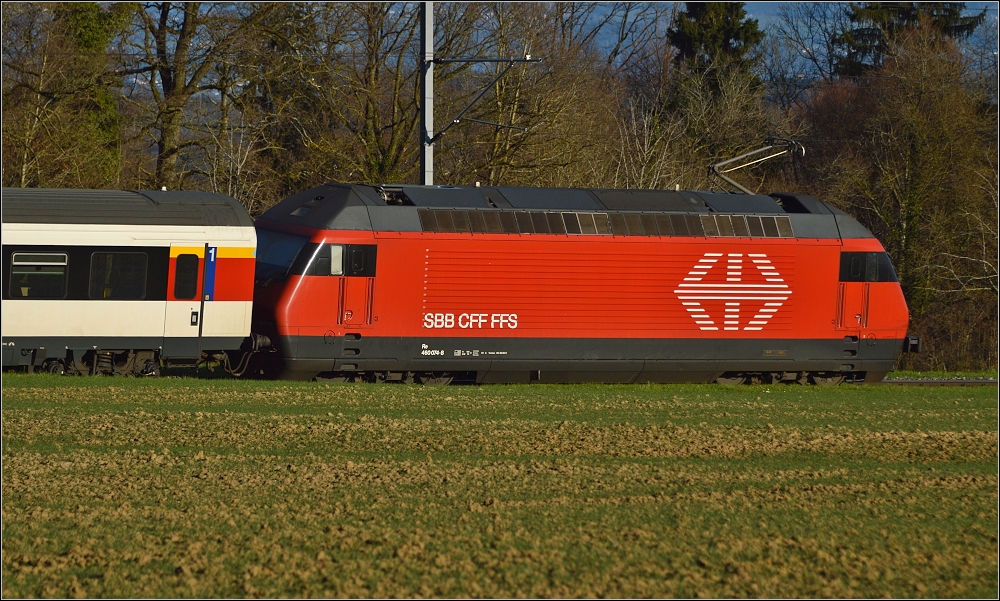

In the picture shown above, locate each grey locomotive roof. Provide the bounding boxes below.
[1,188,253,227]
[257,182,873,239]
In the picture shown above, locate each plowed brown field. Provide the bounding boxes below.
[2,375,996,598]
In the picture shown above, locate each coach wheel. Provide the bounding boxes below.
[141,360,161,377]
[715,373,747,385]
[415,372,453,386]
[810,373,845,386]
[44,360,65,375]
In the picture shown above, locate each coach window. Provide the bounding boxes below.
[174,254,199,299]
[10,253,68,299]
[90,252,148,299]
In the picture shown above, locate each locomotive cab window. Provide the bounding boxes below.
[90,252,147,299]
[255,229,310,280]
[839,252,898,282]
[288,243,372,276]
[9,253,68,299]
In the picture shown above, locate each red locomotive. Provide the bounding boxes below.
[251,183,917,384]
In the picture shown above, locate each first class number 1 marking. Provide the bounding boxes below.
[423,313,518,329]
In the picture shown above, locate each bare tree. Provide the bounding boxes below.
[773,2,850,84]
[610,99,687,189]
[121,2,274,189]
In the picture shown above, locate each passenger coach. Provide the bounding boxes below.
[2,188,256,375]
[252,183,916,384]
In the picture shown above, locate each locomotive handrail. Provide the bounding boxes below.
[708,138,805,194]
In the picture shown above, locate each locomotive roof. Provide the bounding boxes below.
[257,182,874,239]
[1,188,253,228]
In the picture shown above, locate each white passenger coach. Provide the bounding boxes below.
[2,188,257,375]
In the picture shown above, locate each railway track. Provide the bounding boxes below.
[880,378,998,386]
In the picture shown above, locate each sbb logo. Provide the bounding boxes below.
[674,252,791,331]
[424,313,454,328]
[423,313,518,329]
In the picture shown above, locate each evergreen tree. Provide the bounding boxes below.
[835,2,987,76]
[667,2,764,73]
[2,2,133,187]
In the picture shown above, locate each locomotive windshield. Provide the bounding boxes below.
[255,229,310,280]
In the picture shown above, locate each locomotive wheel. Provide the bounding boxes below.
[44,360,65,375]
[810,373,845,386]
[415,372,453,386]
[314,373,349,383]
[715,373,747,385]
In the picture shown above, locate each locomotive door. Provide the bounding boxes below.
[836,282,868,332]
[338,245,377,329]
[340,277,374,327]
[163,244,211,357]
[836,281,868,364]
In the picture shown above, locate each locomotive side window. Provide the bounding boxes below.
[329,245,345,275]
[411,208,795,238]
[685,215,705,236]
[308,245,345,275]
[418,209,438,231]
[670,214,690,236]
[433,210,455,232]
[608,213,627,236]
[485,211,505,233]
[288,243,347,276]
[761,216,780,237]
[515,212,533,233]
[746,216,765,237]
[639,213,659,235]
[530,212,550,233]
[468,211,487,233]
[655,214,674,236]
[174,254,199,299]
[452,211,471,233]
[839,252,899,282]
[732,215,750,237]
[9,253,68,299]
[90,252,147,299]
[546,212,567,234]
[563,213,582,234]
[775,216,794,237]
[593,213,613,235]
[700,215,720,236]
[498,212,519,233]
[344,245,377,276]
[716,215,735,236]
[623,213,643,235]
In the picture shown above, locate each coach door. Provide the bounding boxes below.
[338,245,377,329]
[163,244,210,357]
